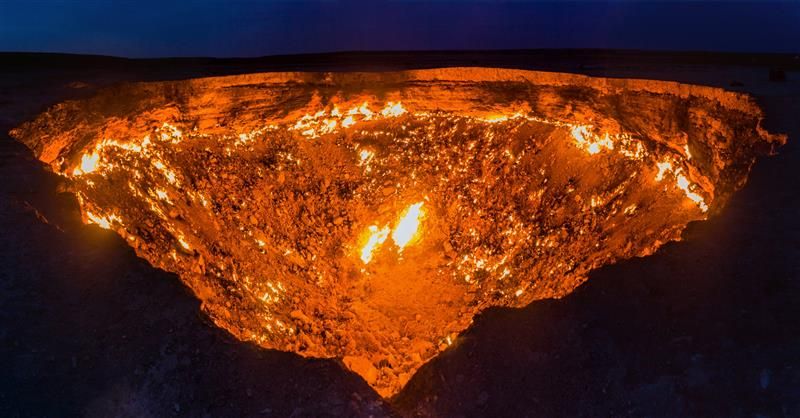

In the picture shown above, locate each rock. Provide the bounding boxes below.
[443,241,453,254]
[343,356,379,385]
[290,310,311,324]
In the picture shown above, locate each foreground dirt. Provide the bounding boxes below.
[1,52,799,417]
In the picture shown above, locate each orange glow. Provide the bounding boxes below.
[380,102,407,118]
[392,202,424,250]
[73,152,100,175]
[85,211,121,229]
[360,225,390,264]
[571,126,614,155]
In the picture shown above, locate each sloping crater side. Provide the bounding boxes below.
[11,68,785,396]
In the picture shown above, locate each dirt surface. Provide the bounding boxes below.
[1,51,799,417]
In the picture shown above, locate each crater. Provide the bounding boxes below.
[10,68,784,397]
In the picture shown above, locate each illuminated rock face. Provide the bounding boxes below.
[12,68,784,396]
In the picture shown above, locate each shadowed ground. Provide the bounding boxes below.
[1,51,798,417]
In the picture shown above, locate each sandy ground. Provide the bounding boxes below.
[1,51,799,417]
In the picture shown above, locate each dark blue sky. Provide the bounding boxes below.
[1,1,798,58]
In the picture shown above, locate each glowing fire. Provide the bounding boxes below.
[359,201,425,264]
[85,211,121,230]
[654,159,708,212]
[571,126,614,155]
[380,102,407,118]
[675,172,709,212]
[358,149,375,167]
[73,152,100,175]
[360,225,390,264]
[292,101,406,138]
[392,202,424,250]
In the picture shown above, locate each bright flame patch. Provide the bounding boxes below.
[73,152,100,176]
[360,225,390,264]
[392,202,424,250]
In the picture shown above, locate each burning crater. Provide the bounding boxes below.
[11,68,784,396]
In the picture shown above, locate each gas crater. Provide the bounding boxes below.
[11,68,784,396]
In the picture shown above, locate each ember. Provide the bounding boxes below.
[11,68,784,396]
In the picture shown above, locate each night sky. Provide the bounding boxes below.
[1,1,798,58]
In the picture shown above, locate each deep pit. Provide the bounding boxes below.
[11,68,784,396]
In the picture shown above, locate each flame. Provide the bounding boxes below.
[392,202,424,250]
[354,102,374,119]
[655,161,672,181]
[360,225,390,264]
[358,201,424,264]
[571,126,614,155]
[675,173,709,212]
[358,149,375,169]
[159,123,183,144]
[482,114,510,123]
[291,102,408,138]
[176,233,192,251]
[342,115,356,128]
[654,159,708,212]
[380,102,407,118]
[73,152,100,175]
[85,211,121,229]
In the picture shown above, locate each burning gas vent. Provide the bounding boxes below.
[11,68,784,396]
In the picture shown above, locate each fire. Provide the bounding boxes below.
[73,152,100,175]
[655,161,672,181]
[360,225,390,264]
[85,211,121,230]
[358,149,374,165]
[482,114,511,123]
[675,173,709,212]
[654,159,708,212]
[358,148,375,172]
[571,126,614,155]
[392,202,424,250]
[359,201,425,264]
[292,101,406,138]
[342,115,356,128]
[380,102,407,118]
[352,102,374,119]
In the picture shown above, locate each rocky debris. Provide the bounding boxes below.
[343,356,379,385]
